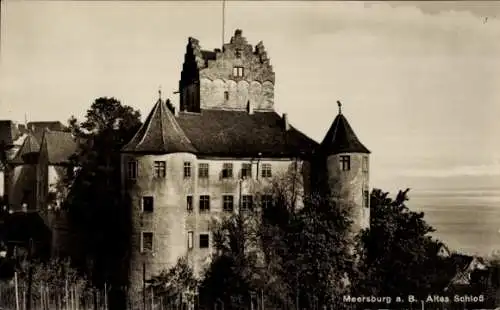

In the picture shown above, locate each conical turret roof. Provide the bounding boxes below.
[320,103,370,155]
[121,98,196,154]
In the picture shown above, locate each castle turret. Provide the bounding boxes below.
[320,101,370,236]
[121,93,198,300]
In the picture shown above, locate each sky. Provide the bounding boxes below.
[1,0,500,194]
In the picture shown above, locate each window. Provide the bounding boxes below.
[261,195,273,209]
[188,231,194,249]
[233,66,244,77]
[340,156,350,171]
[184,162,191,178]
[142,196,154,212]
[223,195,234,212]
[241,163,252,178]
[199,234,209,248]
[186,195,193,212]
[363,190,370,208]
[362,156,369,172]
[235,48,242,58]
[261,164,272,178]
[222,163,233,179]
[127,161,137,179]
[154,161,166,178]
[241,195,253,211]
[224,91,229,101]
[199,163,209,178]
[199,195,210,212]
[141,232,153,252]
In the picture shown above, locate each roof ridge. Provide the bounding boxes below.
[162,100,196,149]
[135,100,161,149]
[159,100,166,149]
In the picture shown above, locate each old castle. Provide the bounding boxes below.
[0,30,370,297]
[120,29,371,292]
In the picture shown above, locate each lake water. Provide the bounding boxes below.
[409,188,500,257]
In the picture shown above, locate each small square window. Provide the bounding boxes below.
[154,161,166,178]
[141,232,153,252]
[199,195,210,212]
[127,161,137,179]
[188,231,194,249]
[261,164,272,178]
[222,163,233,179]
[142,196,154,212]
[241,163,252,178]
[186,195,193,212]
[199,163,209,178]
[223,195,234,212]
[199,234,209,248]
[340,156,350,171]
[241,195,253,211]
[184,162,191,178]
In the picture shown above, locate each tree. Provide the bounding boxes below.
[260,190,355,309]
[199,211,265,309]
[62,97,141,308]
[352,189,447,302]
[146,257,199,309]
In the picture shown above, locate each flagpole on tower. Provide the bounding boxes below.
[222,0,226,46]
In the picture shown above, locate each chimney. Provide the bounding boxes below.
[282,113,290,131]
[246,100,254,115]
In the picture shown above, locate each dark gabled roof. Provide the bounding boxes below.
[42,131,78,165]
[320,111,370,155]
[10,134,40,164]
[122,99,196,154]
[176,109,318,158]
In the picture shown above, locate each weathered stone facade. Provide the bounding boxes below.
[122,152,307,290]
[123,29,371,306]
[180,30,275,113]
[326,153,370,235]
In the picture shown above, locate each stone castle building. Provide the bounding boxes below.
[120,29,371,293]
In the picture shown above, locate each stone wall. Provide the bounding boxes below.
[122,152,307,295]
[326,153,370,235]
[123,152,197,293]
[180,30,275,112]
[199,79,274,111]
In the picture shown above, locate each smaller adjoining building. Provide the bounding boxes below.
[0,122,78,259]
